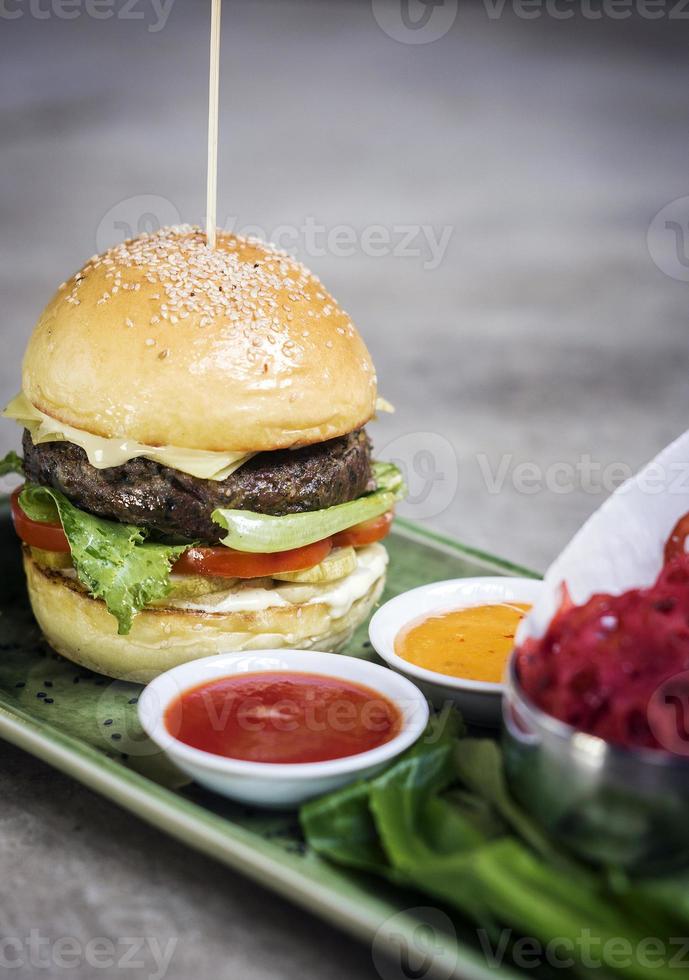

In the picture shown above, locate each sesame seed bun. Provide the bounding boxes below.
[23,550,386,683]
[22,227,377,453]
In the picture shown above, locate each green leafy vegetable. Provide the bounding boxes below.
[454,738,566,864]
[0,450,24,476]
[300,780,394,878]
[301,711,464,882]
[212,461,406,553]
[371,461,406,494]
[19,485,188,634]
[301,717,689,978]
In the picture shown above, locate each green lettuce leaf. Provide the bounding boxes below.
[212,461,406,553]
[19,485,188,635]
[0,450,24,476]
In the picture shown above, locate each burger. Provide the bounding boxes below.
[1,226,404,682]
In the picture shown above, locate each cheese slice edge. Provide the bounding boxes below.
[3,393,253,481]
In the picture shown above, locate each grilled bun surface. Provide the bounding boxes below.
[24,549,387,683]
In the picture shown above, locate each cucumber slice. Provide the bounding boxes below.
[271,546,357,584]
[30,547,73,571]
[165,574,239,601]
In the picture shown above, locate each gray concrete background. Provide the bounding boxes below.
[1,1,689,977]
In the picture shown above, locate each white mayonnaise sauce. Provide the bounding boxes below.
[171,543,388,618]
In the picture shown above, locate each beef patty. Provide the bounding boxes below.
[23,428,374,544]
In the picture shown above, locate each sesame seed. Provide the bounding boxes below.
[60,226,354,344]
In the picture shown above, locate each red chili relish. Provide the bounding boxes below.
[516,556,689,753]
[165,671,401,764]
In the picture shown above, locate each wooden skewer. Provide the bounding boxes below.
[206,0,222,249]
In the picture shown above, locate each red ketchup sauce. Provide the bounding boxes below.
[164,671,402,764]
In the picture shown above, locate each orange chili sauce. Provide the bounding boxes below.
[395,603,531,683]
[165,671,401,764]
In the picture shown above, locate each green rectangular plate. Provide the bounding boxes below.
[0,504,538,979]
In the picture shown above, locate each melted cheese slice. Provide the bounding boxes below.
[3,393,252,481]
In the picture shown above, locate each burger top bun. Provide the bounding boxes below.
[22,227,378,453]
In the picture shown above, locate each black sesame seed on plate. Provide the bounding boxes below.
[36,692,46,699]
[111,733,122,741]
[127,697,139,705]
[44,681,53,688]
[44,698,54,704]
[103,719,113,726]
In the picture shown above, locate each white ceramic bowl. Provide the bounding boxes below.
[369,577,543,727]
[138,649,429,809]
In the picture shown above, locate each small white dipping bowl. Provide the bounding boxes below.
[369,577,543,727]
[138,650,429,809]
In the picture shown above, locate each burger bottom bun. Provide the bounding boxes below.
[23,551,387,683]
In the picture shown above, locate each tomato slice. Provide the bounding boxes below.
[11,483,386,579]
[11,488,71,553]
[332,511,393,548]
[172,536,333,579]
[665,512,689,565]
